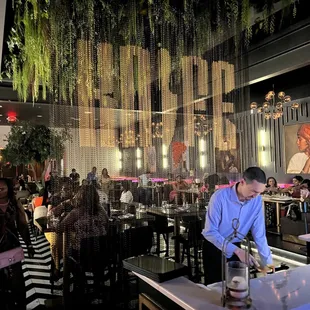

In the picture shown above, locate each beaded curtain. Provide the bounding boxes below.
[5,0,299,180]
[45,0,255,181]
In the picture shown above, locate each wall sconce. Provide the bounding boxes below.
[258,130,268,167]
[162,144,168,169]
[199,138,206,168]
[118,150,122,170]
[136,147,142,169]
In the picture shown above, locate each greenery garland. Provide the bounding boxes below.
[2,0,297,104]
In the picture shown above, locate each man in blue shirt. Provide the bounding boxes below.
[87,167,98,183]
[202,166,273,285]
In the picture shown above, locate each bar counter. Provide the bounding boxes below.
[134,264,310,309]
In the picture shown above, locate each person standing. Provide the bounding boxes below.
[138,171,152,205]
[70,168,80,192]
[0,178,35,310]
[87,167,98,183]
[202,167,274,285]
[99,168,111,195]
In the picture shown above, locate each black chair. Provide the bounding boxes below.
[119,225,154,260]
[68,235,112,303]
[173,218,204,281]
[119,226,154,307]
[150,215,174,257]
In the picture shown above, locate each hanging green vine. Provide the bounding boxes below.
[8,0,51,103]
[2,0,298,104]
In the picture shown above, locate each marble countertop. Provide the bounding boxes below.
[133,271,223,310]
[134,264,310,310]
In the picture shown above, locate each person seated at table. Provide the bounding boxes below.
[120,181,133,204]
[169,175,189,205]
[31,189,45,209]
[264,177,280,194]
[198,178,209,201]
[49,184,73,211]
[282,175,303,197]
[300,179,310,199]
[46,185,86,279]
[56,184,109,262]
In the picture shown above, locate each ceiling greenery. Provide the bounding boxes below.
[2,0,297,103]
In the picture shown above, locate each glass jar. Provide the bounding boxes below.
[226,261,249,300]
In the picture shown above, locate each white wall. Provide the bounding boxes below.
[0,125,11,149]
[64,128,120,179]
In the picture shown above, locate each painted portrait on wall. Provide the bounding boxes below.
[215,133,241,174]
[285,123,310,174]
[215,149,240,173]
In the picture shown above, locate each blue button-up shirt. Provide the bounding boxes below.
[202,184,272,265]
[87,172,97,181]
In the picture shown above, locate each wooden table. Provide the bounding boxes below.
[262,196,293,234]
[262,196,305,234]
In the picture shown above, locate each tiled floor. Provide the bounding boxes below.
[20,234,62,310]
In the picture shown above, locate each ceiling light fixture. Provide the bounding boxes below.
[250,86,299,120]
[37,115,42,118]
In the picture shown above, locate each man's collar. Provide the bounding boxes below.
[230,182,246,205]
[230,183,240,203]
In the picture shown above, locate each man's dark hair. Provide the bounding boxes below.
[243,167,266,184]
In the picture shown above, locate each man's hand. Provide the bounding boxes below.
[234,248,260,268]
[257,264,275,275]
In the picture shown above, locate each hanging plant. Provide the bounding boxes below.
[242,0,252,46]
[8,0,51,102]
[2,0,299,104]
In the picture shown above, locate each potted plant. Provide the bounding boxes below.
[1,122,70,184]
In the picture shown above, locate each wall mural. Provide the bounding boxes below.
[285,123,310,174]
[172,142,187,172]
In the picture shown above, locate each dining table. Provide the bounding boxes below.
[147,205,206,263]
[262,195,304,234]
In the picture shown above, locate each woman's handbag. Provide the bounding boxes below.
[0,227,25,269]
[0,246,24,269]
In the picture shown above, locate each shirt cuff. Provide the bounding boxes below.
[260,254,273,266]
[225,242,238,258]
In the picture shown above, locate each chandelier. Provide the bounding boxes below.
[152,122,163,138]
[116,131,140,146]
[194,114,212,136]
[250,90,299,120]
